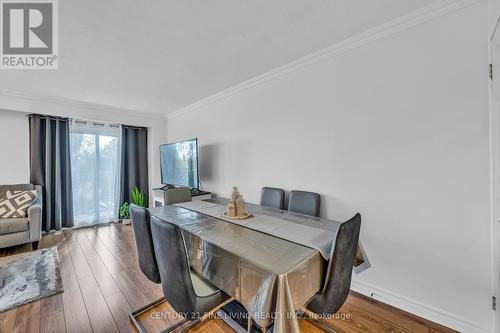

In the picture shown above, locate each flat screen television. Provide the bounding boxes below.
[160,138,199,189]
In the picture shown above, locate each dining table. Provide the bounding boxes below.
[148,197,368,333]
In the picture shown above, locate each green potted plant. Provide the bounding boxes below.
[119,202,131,225]
[120,187,145,225]
[131,186,145,207]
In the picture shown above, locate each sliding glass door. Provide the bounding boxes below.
[70,121,121,228]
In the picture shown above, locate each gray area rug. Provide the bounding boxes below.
[0,247,63,312]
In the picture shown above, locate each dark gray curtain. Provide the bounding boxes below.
[29,114,74,232]
[120,126,149,207]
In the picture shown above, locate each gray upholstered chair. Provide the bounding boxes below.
[129,205,168,333]
[151,216,232,328]
[0,184,43,250]
[129,205,165,333]
[288,190,321,217]
[302,213,361,330]
[130,215,232,333]
[260,187,285,210]
[130,204,160,283]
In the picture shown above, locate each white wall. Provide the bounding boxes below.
[490,0,500,34]
[0,110,29,184]
[167,3,492,332]
[0,95,166,205]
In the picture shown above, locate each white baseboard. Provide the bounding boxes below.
[351,279,491,333]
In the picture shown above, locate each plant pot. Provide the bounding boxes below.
[122,218,131,225]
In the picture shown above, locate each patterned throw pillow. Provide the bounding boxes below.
[0,190,38,218]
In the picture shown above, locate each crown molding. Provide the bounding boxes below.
[166,0,484,120]
[351,279,490,333]
[0,87,165,121]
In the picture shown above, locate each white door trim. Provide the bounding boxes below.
[489,11,500,333]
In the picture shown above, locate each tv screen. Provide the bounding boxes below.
[160,138,199,189]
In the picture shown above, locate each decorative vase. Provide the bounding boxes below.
[231,186,239,203]
[235,195,245,217]
[227,202,236,217]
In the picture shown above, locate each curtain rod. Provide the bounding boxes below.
[72,119,120,128]
[26,113,69,121]
[122,124,148,130]
[27,113,147,130]
[70,118,120,127]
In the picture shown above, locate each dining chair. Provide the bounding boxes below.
[129,205,168,333]
[260,187,285,209]
[149,215,234,332]
[288,190,321,217]
[130,204,160,283]
[301,213,361,331]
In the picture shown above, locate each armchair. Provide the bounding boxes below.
[0,184,43,250]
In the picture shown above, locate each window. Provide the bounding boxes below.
[70,121,121,227]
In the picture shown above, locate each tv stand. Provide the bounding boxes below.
[152,186,212,207]
[190,188,204,195]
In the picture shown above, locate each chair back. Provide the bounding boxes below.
[130,204,160,283]
[0,184,34,195]
[150,216,198,315]
[164,187,192,205]
[260,187,285,209]
[306,213,361,315]
[288,190,321,217]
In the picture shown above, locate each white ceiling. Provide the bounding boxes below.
[0,0,438,115]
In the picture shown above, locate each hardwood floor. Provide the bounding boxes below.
[0,223,456,333]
